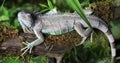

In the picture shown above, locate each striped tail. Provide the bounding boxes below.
[97,23,116,63]
[105,31,116,63]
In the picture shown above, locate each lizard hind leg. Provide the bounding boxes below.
[74,23,92,46]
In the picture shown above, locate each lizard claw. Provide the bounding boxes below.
[44,43,54,51]
[43,42,52,50]
[21,41,34,56]
[48,45,54,51]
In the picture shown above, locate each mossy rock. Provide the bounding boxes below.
[91,1,113,24]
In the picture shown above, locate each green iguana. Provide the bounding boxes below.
[18,8,116,63]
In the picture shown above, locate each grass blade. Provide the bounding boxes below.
[47,0,54,10]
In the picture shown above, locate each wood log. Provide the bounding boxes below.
[0,31,81,57]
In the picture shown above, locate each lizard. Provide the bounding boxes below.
[17,8,116,63]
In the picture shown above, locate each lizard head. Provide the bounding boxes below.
[18,10,38,33]
[18,10,36,28]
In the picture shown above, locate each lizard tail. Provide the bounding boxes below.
[97,24,116,63]
[104,31,116,63]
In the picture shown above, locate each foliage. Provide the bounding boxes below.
[62,31,111,63]
[2,57,20,63]
[30,56,48,63]
[0,7,9,21]
[0,0,9,25]
[1,56,48,63]
[112,0,120,6]
[110,20,120,39]
[0,6,20,28]
[0,0,20,28]
[38,0,54,13]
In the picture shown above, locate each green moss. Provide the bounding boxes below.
[91,1,113,24]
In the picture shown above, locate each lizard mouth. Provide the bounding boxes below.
[18,19,33,33]
[22,22,33,33]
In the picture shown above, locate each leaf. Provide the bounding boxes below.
[39,0,54,13]
[80,0,89,7]
[0,16,9,21]
[74,0,92,28]
[39,3,48,8]
[47,0,54,10]
[32,56,48,63]
[14,18,20,28]
[8,6,20,17]
[110,20,120,39]
[0,7,9,16]
[52,0,56,5]
[0,7,9,21]
[2,57,21,63]
[39,8,49,13]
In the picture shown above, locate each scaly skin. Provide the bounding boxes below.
[18,9,116,63]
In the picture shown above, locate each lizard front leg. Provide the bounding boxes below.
[74,23,92,46]
[21,24,44,56]
[21,39,44,56]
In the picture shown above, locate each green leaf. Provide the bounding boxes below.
[47,0,54,10]
[40,8,49,13]
[14,18,20,28]
[74,0,92,28]
[80,0,89,7]
[8,6,20,17]
[0,7,9,21]
[39,0,54,13]
[39,3,48,8]
[66,0,92,29]
[0,16,9,21]
[52,0,56,4]
[0,7,9,16]
[31,56,48,63]
[110,20,120,39]
[3,57,21,63]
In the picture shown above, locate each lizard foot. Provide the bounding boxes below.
[44,43,54,51]
[21,41,34,56]
[48,45,54,51]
